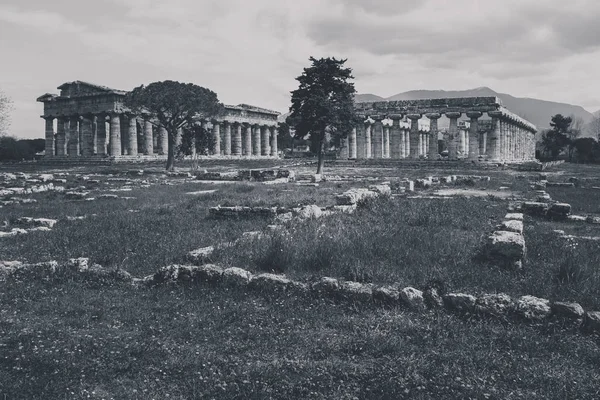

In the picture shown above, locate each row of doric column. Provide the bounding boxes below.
[340,111,535,162]
[204,121,278,157]
[43,115,278,158]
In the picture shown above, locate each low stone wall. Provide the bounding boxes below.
[483,212,526,269]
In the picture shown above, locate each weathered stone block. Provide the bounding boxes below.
[339,281,373,302]
[505,213,524,221]
[485,230,526,266]
[312,277,340,295]
[67,257,90,272]
[552,301,584,320]
[293,205,323,220]
[372,286,400,305]
[400,287,425,310]
[248,273,292,291]
[515,295,551,320]
[369,184,392,196]
[222,267,253,287]
[443,293,476,313]
[500,220,523,234]
[521,202,550,217]
[475,293,514,317]
[548,203,571,220]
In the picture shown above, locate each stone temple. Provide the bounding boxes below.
[37,81,280,160]
[345,97,537,162]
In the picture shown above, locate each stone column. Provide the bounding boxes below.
[44,117,55,157]
[383,125,390,158]
[91,115,98,155]
[80,116,93,156]
[426,113,440,160]
[252,125,261,156]
[399,129,406,158]
[445,112,461,160]
[479,130,487,156]
[365,121,372,158]
[127,116,138,156]
[372,117,384,159]
[487,111,502,161]
[212,122,221,156]
[270,126,278,157]
[159,126,168,155]
[244,124,252,156]
[143,120,153,155]
[97,115,107,155]
[152,126,158,153]
[175,128,183,149]
[467,112,482,161]
[356,123,366,159]
[67,116,79,156]
[389,116,402,159]
[233,123,243,156]
[56,117,68,156]
[349,127,357,159]
[223,122,232,156]
[407,114,421,159]
[261,125,270,156]
[109,114,121,156]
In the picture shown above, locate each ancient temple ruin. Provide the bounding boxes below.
[37,81,280,160]
[347,97,537,162]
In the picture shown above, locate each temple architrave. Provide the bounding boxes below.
[37,81,280,160]
[344,97,537,162]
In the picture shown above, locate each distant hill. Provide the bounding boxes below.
[355,87,595,135]
[354,93,385,102]
[594,110,600,118]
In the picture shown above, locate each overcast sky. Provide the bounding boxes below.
[1,0,600,138]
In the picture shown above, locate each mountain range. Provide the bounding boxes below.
[355,87,597,136]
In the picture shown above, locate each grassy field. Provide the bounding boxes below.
[1,279,599,399]
[2,160,600,398]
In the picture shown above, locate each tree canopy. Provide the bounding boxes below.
[288,57,357,174]
[125,80,224,170]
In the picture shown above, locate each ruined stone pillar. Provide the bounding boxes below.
[445,112,461,160]
[44,117,55,157]
[487,111,502,161]
[80,116,93,156]
[261,125,270,156]
[109,114,121,156]
[91,115,98,155]
[97,115,107,155]
[479,130,487,156]
[127,116,138,156]
[233,123,243,156]
[406,114,420,159]
[458,129,466,158]
[143,120,153,155]
[252,125,261,156]
[372,117,384,159]
[399,129,406,158]
[365,121,372,158]
[339,136,349,159]
[175,128,183,149]
[389,116,402,159]
[212,122,221,156]
[159,126,168,156]
[152,126,158,153]
[223,122,232,156]
[467,112,482,161]
[383,125,390,158]
[425,135,430,158]
[56,117,68,156]
[67,116,79,156]
[356,123,366,159]
[270,126,278,157]
[349,127,357,159]
[244,124,252,156]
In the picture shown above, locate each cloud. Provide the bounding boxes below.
[0,5,84,34]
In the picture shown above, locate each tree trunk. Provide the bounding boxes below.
[166,130,176,171]
[316,134,325,174]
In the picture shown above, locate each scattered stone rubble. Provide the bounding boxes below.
[484,212,526,269]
